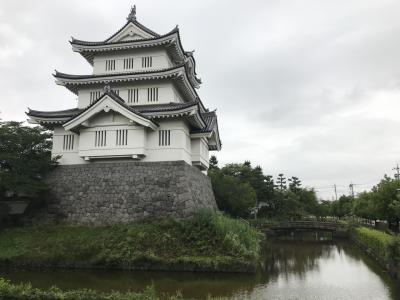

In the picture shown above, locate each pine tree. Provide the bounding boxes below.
[276,174,287,190]
[288,176,302,192]
[209,155,219,169]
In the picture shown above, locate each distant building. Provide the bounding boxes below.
[25,6,220,224]
[27,6,221,171]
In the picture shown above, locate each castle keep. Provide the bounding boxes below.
[27,6,221,223]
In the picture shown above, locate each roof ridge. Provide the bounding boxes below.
[70,28,177,46]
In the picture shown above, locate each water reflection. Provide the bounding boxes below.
[1,233,400,299]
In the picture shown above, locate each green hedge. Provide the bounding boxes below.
[0,211,263,272]
[351,227,396,263]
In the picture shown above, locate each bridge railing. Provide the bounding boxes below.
[254,220,347,231]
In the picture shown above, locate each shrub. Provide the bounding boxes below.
[351,227,392,261]
[386,236,400,267]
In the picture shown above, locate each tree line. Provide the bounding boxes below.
[321,175,400,226]
[209,155,400,227]
[208,156,321,219]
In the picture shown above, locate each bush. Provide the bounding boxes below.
[351,227,393,261]
[387,237,400,267]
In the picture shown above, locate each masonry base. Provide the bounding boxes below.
[44,161,217,224]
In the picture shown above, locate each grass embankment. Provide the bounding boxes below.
[351,226,400,278]
[0,211,263,273]
[0,278,185,300]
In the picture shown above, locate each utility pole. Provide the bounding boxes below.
[334,184,338,201]
[393,164,400,180]
[349,183,354,198]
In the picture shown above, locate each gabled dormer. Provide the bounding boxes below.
[106,6,159,42]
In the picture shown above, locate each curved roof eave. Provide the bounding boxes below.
[53,65,203,106]
[70,28,199,77]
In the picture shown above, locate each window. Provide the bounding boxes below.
[89,91,101,104]
[116,129,128,146]
[147,87,158,102]
[95,130,107,147]
[63,134,74,150]
[123,58,134,70]
[158,130,170,146]
[105,59,115,71]
[128,89,139,103]
[142,56,152,68]
[114,89,120,96]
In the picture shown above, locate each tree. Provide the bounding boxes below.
[208,168,257,218]
[0,121,57,200]
[353,191,376,220]
[209,155,219,170]
[316,200,332,219]
[297,188,319,216]
[276,174,287,190]
[330,195,353,219]
[288,176,302,192]
[371,176,400,224]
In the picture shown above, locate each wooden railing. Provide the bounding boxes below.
[256,221,346,232]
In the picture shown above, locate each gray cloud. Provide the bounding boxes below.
[1,0,400,199]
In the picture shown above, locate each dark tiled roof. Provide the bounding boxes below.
[133,101,199,113]
[71,26,178,47]
[27,101,199,119]
[197,111,217,133]
[54,64,185,80]
[53,64,203,110]
[27,108,82,118]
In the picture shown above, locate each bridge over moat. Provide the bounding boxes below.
[255,221,349,238]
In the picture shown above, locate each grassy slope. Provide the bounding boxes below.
[0,212,263,272]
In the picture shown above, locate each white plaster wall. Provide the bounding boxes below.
[52,126,85,164]
[53,115,195,166]
[77,81,183,108]
[145,119,192,164]
[92,48,173,75]
[191,137,209,168]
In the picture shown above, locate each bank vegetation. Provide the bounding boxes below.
[0,211,263,273]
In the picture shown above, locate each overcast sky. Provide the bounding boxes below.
[1,0,400,199]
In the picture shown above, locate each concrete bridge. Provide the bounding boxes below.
[255,221,349,238]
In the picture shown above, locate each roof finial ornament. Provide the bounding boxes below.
[127,5,137,21]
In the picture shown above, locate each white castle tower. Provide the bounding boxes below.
[28,6,221,171]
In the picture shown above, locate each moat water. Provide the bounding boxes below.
[1,233,400,299]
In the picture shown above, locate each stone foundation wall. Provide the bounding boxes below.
[45,161,217,224]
